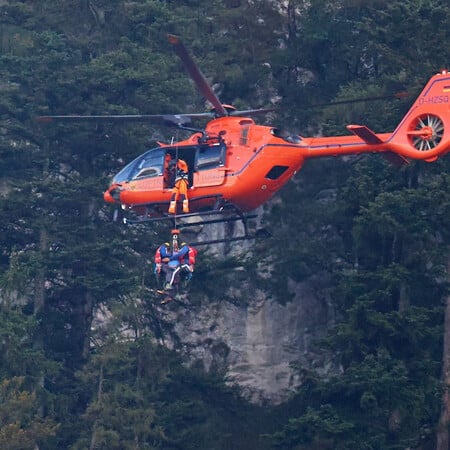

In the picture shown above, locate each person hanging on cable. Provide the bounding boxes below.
[154,240,171,288]
[153,229,195,291]
[168,159,189,214]
[179,240,197,287]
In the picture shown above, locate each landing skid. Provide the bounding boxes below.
[122,208,253,225]
[189,227,272,247]
[120,203,272,245]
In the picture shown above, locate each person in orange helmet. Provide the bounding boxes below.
[168,159,189,214]
[153,229,195,291]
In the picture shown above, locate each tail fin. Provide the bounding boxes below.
[390,70,450,161]
[347,125,409,166]
[347,125,383,144]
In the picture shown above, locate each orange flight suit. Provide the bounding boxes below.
[168,159,189,214]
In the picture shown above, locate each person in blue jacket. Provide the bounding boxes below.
[154,229,193,290]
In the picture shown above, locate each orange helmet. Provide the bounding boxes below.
[177,159,188,172]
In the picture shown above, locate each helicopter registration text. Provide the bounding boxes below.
[128,178,162,190]
[418,95,449,105]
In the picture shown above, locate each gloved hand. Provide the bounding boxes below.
[154,263,161,274]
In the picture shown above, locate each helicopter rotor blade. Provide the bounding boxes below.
[308,91,410,109]
[36,113,215,126]
[229,108,276,116]
[36,114,177,123]
[167,34,227,117]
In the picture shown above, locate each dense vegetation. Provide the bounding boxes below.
[0,0,449,448]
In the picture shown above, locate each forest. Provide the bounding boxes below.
[0,0,449,449]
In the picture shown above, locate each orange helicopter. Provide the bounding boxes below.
[39,35,449,241]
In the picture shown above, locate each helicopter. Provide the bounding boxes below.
[38,35,450,242]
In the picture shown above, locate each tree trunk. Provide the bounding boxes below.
[89,364,104,450]
[436,254,450,449]
[82,291,94,359]
[398,283,409,313]
[34,227,48,314]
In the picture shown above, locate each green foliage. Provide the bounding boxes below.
[271,404,355,449]
[270,349,440,449]
[71,341,161,449]
[0,377,59,450]
[70,335,273,450]
[0,308,56,381]
[0,305,62,449]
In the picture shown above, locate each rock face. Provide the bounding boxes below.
[156,270,335,405]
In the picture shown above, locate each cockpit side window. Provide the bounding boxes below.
[112,148,165,183]
[195,143,225,170]
[133,150,164,179]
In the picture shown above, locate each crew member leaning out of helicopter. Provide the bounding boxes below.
[168,159,189,214]
[163,153,176,188]
[154,239,196,290]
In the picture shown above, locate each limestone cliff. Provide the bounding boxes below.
[153,267,336,405]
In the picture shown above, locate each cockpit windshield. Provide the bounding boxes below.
[112,148,165,184]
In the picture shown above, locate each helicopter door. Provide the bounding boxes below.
[193,143,226,187]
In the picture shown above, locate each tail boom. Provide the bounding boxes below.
[299,70,450,164]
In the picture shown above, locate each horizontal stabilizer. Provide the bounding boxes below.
[347,124,409,166]
[381,151,409,166]
[347,124,383,144]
